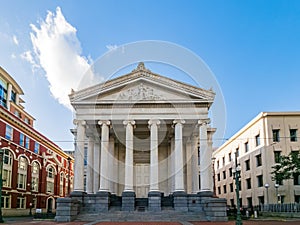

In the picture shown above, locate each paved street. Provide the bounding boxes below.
[3,218,300,225]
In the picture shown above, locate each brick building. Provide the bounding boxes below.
[0,66,74,216]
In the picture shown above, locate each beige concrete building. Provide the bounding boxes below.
[213,112,300,208]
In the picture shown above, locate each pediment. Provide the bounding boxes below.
[70,63,215,105]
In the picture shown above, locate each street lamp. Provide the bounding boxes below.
[211,157,216,197]
[233,164,242,225]
[275,183,279,204]
[67,157,71,196]
[264,183,269,211]
[0,148,4,223]
[27,182,33,216]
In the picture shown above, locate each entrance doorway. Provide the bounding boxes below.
[135,163,150,198]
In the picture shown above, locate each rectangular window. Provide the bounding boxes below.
[47,181,54,193]
[2,169,11,187]
[236,148,239,157]
[217,160,220,168]
[5,125,13,140]
[218,186,221,195]
[257,175,263,187]
[34,142,39,154]
[17,174,26,189]
[229,153,232,162]
[290,129,298,142]
[245,142,249,153]
[217,173,220,181]
[11,90,16,103]
[247,197,253,207]
[223,171,226,179]
[274,151,281,164]
[258,196,264,205]
[229,168,233,177]
[255,134,260,146]
[273,129,280,142]
[230,183,234,192]
[222,156,225,166]
[223,185,227,194]
[19,133,24,146]
[25,136,30,149]
[1,195,11,209]
[17,197,26,209]
[256,154,262,167]
[246,178,251,189]
[245,159,250,171]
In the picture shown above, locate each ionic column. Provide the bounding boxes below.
[191,134,199,193]
[108,136,115,193]
[123,120,135,192]
[173,119,185,192]
[148,119,160,192]
[98,120,110,192]
[93,140,100,193]
[73,120,86,192]
[198,119,213,193]
[86,136,94,194]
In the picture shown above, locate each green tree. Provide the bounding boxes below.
[271,152,300,184]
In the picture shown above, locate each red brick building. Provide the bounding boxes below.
[0,66,74,216]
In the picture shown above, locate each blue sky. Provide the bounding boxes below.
[0,1,300,150]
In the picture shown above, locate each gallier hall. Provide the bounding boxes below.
[56,63,227,222]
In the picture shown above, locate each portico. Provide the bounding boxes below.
[62,63,227,218]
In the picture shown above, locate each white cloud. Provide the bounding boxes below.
[28,7,91,109]
[12,35,19,45]
[106,44,118,51]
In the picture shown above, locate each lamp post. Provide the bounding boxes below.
[27,182,33,216]
[0,148,4,223]
[233,164,242,225]
[275,183,279,204]
[264,183,269,211]
[67,157,71,196]
[212,157,216,197]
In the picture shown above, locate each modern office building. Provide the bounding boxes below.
[0,66,74,216]
[213,112,300,208]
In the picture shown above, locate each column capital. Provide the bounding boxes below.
[73,119,86,126]
[173,119,185,125]
[123,120,135,126]
[148,119,160,127]
[198,119,211,126]
[98,120,111,126]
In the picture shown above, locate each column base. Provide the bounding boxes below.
[148,191,161,212]
[122,191,135,211]
[197,190,214,197]
[96,191,111,212]
[173,191,188,212]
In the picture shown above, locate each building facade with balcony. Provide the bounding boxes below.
[0,66,74,216]
[213,112,300,208]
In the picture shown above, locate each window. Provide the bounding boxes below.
[223,171,226,179]
[293,173,300,185]
[245,142,249,153]
[11,90,16,103]
[218,186,221,195]
[17,197,26,209]
[246,178,251,189]
[5,125,13,140]
[19,133,24,146]
[14,110,20,118]
[229,153,232,162]
[245,159,250,171]
[239,181,242,191]
[217,160,220,168]
[247,197,253,207]
[25,136,29,149]
[230,183,234,192]
[31,162,39,192]
[272,129,280,142]
[222,156,225,166]
[229,168,233,177]
[257,175,263,187]
[217,173,220,181]
[84,145,88,166]
[290,129,298,142]
[256,154,262,167]
[274,151,281,164]
[3,150,13,187]
[0,79,7,108]
[34,142,39,154]
[236,148,239,157]
[17,156,28,189]
[258,196,264,205]
[223,185,227,194]
[255,134,260,146]
[230,199,234,207]
[47,166,55,193]
[1,195,11,209]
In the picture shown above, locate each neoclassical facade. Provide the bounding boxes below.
[57,63,227,221]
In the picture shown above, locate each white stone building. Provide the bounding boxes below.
[213,112,300,208]
[55,63,227,222]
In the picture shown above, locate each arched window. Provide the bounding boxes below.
[3,149,13,188]
[46,165,55,193]
[17,156,28,189]
[31,161,39,192]
[59,172,64,196]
